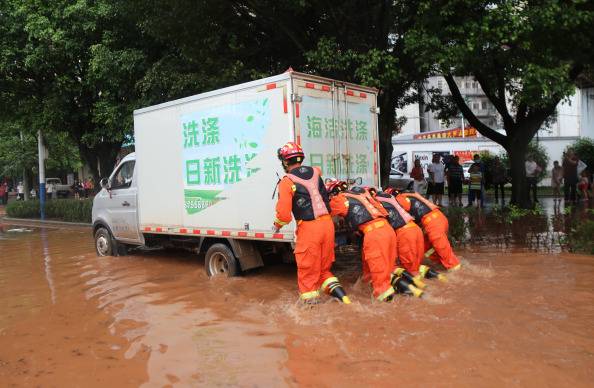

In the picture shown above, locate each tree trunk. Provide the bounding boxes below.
[378,90,397,188]
[79,141,122,181]
[506,141,531,208]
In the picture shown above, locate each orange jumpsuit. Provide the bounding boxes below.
[274,168,335,300]
[375,193,424,274]
[395,222,425,274]
[330,193,396,300]
[396,194,460,270]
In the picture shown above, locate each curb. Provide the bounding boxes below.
[2,217,91,228]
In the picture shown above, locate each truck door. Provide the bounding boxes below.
[105,160,141,242]
[294,80,379,187]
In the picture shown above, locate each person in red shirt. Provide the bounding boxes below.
[395,190,461,271]
[273,142,349,305]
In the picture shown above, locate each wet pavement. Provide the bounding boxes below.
[1,220,594,387]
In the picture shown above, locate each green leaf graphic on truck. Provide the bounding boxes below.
[181,98,271,214]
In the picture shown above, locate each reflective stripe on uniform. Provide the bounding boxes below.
[274,218,289,226]
[421,209,440,223]
[362,219,387,234]
[300,290,321,300]
[377,286,395,301]
[321,276,339,291]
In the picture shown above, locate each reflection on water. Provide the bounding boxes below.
[444,198,594,253]
[0,220,593,387]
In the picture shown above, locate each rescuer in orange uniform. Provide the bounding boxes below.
[326,181,397,301]
[393,189,461,271]
[273,142,350,304]
[374,190,424,274]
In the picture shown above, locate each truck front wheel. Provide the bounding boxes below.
[205,243,239,277]
[94,227,114,256]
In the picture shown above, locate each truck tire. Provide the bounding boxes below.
[94,227,114,256]
[205,243,240,277]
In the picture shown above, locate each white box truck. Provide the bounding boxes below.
[92,71,380,276]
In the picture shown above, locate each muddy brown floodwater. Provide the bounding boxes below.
[1,221,594,387]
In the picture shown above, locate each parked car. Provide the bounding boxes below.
[46,178,71,198]
[388,168,414,191]
[462,161,474,183]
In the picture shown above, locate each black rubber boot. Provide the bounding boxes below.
[419,264,447,282]
[394,267,427,289]
[391,275,423,298]
[322,277,352,304]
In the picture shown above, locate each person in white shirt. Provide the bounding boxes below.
[427,154,445,206]
[47,182,54,200]
[525,156,541,204]
[17,182,24,200]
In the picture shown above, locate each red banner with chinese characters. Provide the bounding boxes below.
[453,150,477,163]
[413,126,477,140]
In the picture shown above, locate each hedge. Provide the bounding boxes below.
[6,199,92,223]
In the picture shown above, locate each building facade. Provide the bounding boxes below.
[394,75,594,178]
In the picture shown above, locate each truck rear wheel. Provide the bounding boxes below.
[205,243,239,277]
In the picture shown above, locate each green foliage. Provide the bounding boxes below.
[567,220,594,255]
[0,0,157,179]
[442,206,471,243]
[6,199,92,223]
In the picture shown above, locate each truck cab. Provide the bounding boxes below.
[92,153,142,253]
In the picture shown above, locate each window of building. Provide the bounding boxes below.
[481,101,487,110]
[473,102,480,110]
[465,81,471,89]
[437,80,443,89]
[472,81,478,89]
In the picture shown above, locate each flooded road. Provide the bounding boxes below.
[1,221,594,387]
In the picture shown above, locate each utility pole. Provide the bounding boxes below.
[20,131,29,200]
[38,130,46,220]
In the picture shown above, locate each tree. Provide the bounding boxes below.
[406,0,594,207]
[0,0,158,179]
[136,1,426,185]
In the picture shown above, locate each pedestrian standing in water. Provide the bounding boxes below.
[467,154,484,207]
[446,156,464,206]
[491,157,507,205]
[551,161,564,203]
[563,150,578,203]
[427,154,445,206]
[525,155,541,204]
[468,164,483,209]
[578,169,590,201]
[410,159,426,196]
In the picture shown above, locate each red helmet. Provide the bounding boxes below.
[384,187,399,196]
[277,142,305,162]
[325,179,347,194]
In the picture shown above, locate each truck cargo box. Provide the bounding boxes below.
[133,71,379,243]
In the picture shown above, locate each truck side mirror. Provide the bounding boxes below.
[100,178,109,189]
